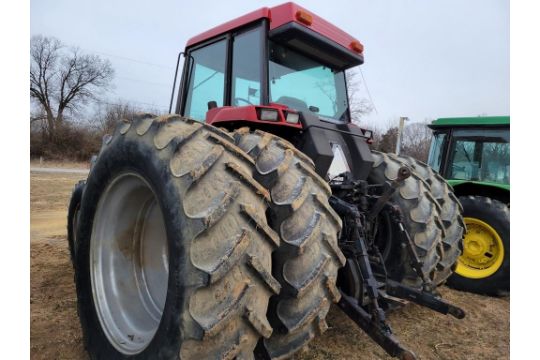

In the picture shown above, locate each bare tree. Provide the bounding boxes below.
[88,100,167,137]
[378,127,399,153]
[366,119,433,161]
[346,69,373,124]
[401,120,433,162]
[89,101,139,135]
[30,35,114,141]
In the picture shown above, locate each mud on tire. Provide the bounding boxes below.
[368,151,448,289]
[74,115,280,359]
[233,128,345,359]
[392,154,465,286]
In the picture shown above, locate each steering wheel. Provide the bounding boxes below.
[233,97,254,106]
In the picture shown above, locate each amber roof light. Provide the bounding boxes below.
[295,10,313,26]
[350,40,364,54]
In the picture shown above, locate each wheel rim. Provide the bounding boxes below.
[90,173,169,354]
[455,217,504,279]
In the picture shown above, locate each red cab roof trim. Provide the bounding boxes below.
[186,7,271,47]
[185,2,363,56]
[268,2,360,54]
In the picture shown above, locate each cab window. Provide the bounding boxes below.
[448,129,510,184]
[184,39,227,120]
[231,27,262,106]
[427,132,446,173]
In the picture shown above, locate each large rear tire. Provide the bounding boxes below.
[74,115,280,359]
[447,196,509,295]
[392,154,465,285]
[67,180,85,263]
[233,129,345,360]
[368,151,446,289]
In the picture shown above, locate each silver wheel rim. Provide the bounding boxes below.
[90,172,169,354]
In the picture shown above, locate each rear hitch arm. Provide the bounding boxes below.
[338,291,418,360]
[385,280,465,319]
[330,193,465,360]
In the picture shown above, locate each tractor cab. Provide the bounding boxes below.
[173,2,372,179]
[427,116,510,192]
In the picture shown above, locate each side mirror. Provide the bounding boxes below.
[207,101,217,110]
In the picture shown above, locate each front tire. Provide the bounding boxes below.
[75,115,280,359]
[447,196,510,295]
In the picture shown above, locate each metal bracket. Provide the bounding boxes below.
[330,191,465,360]
[385,280,465,319]
[338,291,418,360]
[367,166,411,222]
[395,216,435,293]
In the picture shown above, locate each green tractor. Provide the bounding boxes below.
[427,116,509,295]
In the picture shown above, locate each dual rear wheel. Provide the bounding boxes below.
[69,116,463,359]
[71,116,343,359]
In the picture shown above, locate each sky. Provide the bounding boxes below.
[30,0,509,128]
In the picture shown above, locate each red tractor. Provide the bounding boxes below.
[68,3,464,359]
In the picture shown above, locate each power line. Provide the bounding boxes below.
[116,76,171,88]
[359,68,378,114]
[79,47,175,70]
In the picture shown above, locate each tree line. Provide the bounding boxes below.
[30,35,433,163]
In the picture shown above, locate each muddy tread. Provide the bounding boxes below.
[234,130,344,359]
[369,151,444,288]
[394,154,465,285]
[148,116,277,358]
[79,114,279,359]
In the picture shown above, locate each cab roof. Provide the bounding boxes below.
[429,116,510,128]
[185,2,363,59]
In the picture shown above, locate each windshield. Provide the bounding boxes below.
[427,132,447,173]
[448,129,510,184]
[268,41,349,122]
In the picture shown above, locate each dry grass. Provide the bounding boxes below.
[30,159,89,169]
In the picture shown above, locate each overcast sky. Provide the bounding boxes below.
[30,0,509,128]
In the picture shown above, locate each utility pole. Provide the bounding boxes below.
[396,116,408,155]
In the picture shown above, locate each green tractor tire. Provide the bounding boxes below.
[447,195,510,296]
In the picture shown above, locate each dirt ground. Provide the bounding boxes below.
[30,171,509,360]
[30,159,90,169]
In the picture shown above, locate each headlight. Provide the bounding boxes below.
[285,112,300,124]
[259,109,279,121]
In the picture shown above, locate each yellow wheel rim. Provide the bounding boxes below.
[455,217,504,279]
